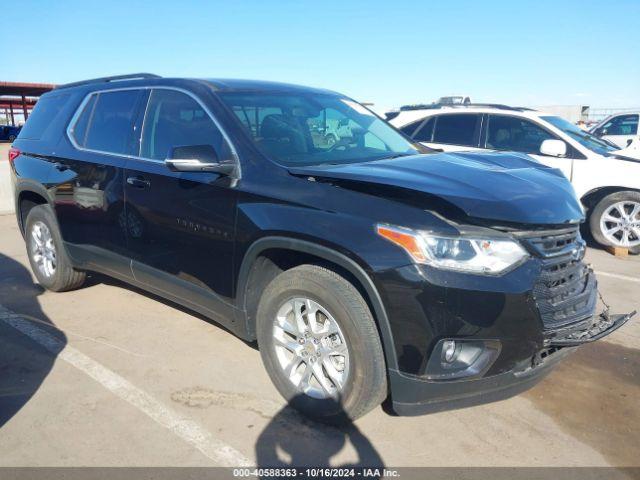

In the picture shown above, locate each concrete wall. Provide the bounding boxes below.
[534,105,590,123]
[0,144,15,214]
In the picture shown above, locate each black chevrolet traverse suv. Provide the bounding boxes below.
[9,74,633,422]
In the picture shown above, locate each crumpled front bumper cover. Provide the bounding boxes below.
[390,346,574,416]
[389,308,636,417]
[546,309,636,347]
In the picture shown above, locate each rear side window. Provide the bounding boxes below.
[432,114,480,147]
[71,90,141,155]
[413,117,435,142]
[399,119,425,137]
[70,94,97,147]
[19,93,71,140]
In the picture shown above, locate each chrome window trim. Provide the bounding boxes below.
[65,85,241,178]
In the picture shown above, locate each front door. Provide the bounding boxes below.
[484,114,574,181]
[123,88,239,321]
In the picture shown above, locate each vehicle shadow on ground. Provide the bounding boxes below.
[0,253,66,427]
[255,395,384,469]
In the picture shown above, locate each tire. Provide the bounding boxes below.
[25,205,86,291]
[8,134,16,142]
[256,264,387,423]
[590,191,640,255]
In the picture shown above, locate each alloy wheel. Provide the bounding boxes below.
[600,201,640,248]
[272,297,350,399]
[30,221,57,277]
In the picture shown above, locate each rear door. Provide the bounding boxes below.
[123,88,239,322]
[421,113,484,152]
[51,88,144,279]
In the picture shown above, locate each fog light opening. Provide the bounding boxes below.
[442,340,458,363]
[425,339,502,380]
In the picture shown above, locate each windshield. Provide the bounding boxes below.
[218,92,419,166]
[542,116,618,156]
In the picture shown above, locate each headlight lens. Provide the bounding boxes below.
[377,224,528,274]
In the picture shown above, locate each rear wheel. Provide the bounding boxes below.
[8,134,16,142]
[25,205,86,291]
[256,264,387,423]
[590,191,640,255]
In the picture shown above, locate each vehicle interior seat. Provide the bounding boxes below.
[259,114,308,158]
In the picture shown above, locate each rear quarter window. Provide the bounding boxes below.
[399,119,425,137]
[18,92,72,140]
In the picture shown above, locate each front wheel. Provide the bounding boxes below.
[590,191,640,254]
[256,265,387,423]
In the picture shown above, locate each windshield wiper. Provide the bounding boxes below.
[379,153,414,160]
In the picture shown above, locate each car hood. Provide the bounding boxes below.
[289,151,585,225]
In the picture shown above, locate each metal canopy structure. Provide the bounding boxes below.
[0,81,56,126]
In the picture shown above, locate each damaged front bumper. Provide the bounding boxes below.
[390,302,636,417]
[546,307,637,347]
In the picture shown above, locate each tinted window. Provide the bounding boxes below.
[70,94,97,147]
[140,89,231,161]
[399,119,424,137]
[543,115,617,156]
[602,114,639,136]
[19,93,71,140]
[432,114,480,146]
[414,117,435,142]
[219,92,417,166]
[82,90,140,154]
[486,115,555,154]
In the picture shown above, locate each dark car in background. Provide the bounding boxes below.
[0,125,21,142]
[8,74,633,422]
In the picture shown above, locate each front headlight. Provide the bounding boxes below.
[376,224,528,274]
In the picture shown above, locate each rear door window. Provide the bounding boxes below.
[69,94,97,147]
[19,93,71,140]
[73,90,141,155]
[432,114,481,147]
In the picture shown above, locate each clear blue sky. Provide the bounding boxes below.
[3,0,639,112]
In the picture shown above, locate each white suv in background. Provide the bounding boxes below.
[389,104,640,253]
[590,111,639,149]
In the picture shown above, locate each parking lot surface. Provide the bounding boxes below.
[0,155,638,467]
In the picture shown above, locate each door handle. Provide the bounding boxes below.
[126,176,150,189]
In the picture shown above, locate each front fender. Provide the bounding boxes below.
[236,236,400,372]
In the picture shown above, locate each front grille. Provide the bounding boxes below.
[519,227,597,330]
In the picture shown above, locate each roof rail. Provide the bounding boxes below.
[399,103,534,112]
[55,73,162,90]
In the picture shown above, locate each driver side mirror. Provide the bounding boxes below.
[539,139,567,158]
[165,144,237,177]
